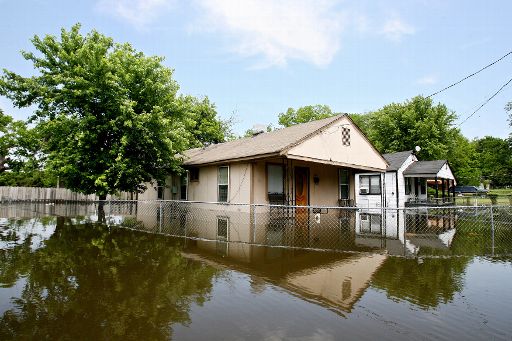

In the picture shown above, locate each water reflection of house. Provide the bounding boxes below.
[182,239,387,314]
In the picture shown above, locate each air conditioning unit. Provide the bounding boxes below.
[360,188,369,194]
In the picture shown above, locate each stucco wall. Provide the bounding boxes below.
[137,175,174,201]
[286,116,387,172]
[187,163,252,204]
[252,159,355,206]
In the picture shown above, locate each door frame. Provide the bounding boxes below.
[294,166,310,206]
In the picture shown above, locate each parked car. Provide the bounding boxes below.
[451,186,488,195]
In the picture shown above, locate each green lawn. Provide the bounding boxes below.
[489,188,512,196]
[454,194,512,206]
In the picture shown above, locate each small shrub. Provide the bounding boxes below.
[488,194,498,205]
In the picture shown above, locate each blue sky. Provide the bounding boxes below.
[1,0,511,139]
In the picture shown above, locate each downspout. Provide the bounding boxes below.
[382,172,386,208]
[395,171,399,208]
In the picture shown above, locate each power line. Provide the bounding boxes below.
[427,50,512,98]
[457,76,512,127]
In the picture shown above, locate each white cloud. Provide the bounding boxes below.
[416,74,438,85]
[192,0,346,67]
[96,0,173,27]
[381,17,415,42]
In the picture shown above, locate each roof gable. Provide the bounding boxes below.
[183,115,344,165]
[403,160,455,180]
[285,115,388,171]
[382,150,414,171]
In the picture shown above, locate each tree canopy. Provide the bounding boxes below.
[474,136,512,187]
[278,104,334,127]
[0,24,227,197]
[355,96,458,160]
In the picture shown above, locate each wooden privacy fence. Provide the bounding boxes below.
[0,186,132,202]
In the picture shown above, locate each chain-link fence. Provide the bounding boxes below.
[2,200,511,257]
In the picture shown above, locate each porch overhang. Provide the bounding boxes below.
[403,160,456,182]
[403,173,455,180]
[285,154,387,172]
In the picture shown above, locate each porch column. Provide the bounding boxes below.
[442,179,445,199]
[435,176,439,198]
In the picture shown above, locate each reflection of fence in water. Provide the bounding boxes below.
[5,201,512,257]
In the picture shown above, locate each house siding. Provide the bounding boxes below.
[286,116,388,172]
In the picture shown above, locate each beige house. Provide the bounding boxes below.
[163,114,389,206]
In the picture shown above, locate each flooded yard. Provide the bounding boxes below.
[1,202,511,340]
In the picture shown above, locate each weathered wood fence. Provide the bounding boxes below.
[0,186,132,202]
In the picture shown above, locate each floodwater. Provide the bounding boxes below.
[0,202,512,340]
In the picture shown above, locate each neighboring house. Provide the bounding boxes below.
[147,114,389,206]
[355,150,456,208]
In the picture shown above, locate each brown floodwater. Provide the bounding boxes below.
[0,203,511,340]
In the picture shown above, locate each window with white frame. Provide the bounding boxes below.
[359,175,381,195]
[218,166,229,202]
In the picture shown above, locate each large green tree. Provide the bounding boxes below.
[0,24,200,198]
[278,104,334,127]
[360,96,458,160]
[474,136,512,187]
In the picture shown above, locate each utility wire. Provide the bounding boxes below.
[427,50,512,98]
[457,76,512,127]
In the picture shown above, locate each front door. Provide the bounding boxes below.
[294,167,309,206]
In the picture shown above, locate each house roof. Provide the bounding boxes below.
[183,115,344,166]
[403,160,448,177]
[382,150,413,171]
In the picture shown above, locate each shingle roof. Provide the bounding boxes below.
[403,160,447,176]
[183,115,344,166]
[382,150,413,171]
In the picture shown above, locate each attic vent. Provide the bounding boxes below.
[250,124,267,137]
[341,127,350,146]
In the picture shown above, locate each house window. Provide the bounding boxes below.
[339,169,350,199]
[180,173,188,200]
[405,178,411,195]
[342,279,352,301]
[157,184,164,200]
[341,127,350,146]
[217,217,229,241]
[218,166,229,202]
[189,167,199,182]
[359,175,381,195]
[267,164,284,194]
[360,213,382,234]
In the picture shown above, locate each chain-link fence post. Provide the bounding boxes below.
[490,205,495,256]
[159,201,163,233]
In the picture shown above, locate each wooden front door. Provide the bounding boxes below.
[294,167,309,206]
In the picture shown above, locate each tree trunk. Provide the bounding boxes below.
[98,194,107,223]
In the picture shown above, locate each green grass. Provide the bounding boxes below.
[454,195,512,206]
[489,188,512,196]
